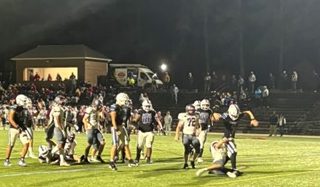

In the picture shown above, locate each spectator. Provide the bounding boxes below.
[291,71,298,91]
[29,71,34,81]
[280,70,288,90]
[261,86,270,107]
[69,72,76,80]
[269,111,278,137]
[162,72,171,90]
[139,92,149,104]
[172,84,179,104]
[47,74,52,81]
[248,71,256,94]
[277,114,286,137]
[56,73,62,81]
[34,72,40,81]
[164,111,172,135]
[211,71,218,90]
[268,73,276,89]
[238,75,244,93]
[204,72,211,93]
[187,72,194,90]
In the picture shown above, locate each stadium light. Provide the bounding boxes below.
[160,63,167,72]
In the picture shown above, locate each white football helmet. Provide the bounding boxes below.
[200,99,210,110]
[116,92,129,106]
[16,94,29,108]
[193,100,201,110]
[228,104,240,121]
[54,95,66,106]
[142,99,152,112]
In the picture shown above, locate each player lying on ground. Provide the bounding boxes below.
[196,137,242,178]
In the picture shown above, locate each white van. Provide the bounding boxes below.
[109,64,163,88]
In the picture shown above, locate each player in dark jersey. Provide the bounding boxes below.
[134,99,162,164]
[212,103,258,173]
[109,93,137,170]
[4,94,30,167]
[196,99,213,163]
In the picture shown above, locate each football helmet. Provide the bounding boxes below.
[16,94,29,108]
[193,100,201,110]
[142,99,152,112]
[116,92,129,106]
[228,104,240,121]
[200,99,210,110]
[185,104,196,115]
[54,95,66,106]
[92,98,102,110]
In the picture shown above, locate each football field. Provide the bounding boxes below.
[0,130,320,187]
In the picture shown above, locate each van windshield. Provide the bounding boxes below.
[147,72,159,80]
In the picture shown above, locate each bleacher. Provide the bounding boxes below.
[144,90,320,136]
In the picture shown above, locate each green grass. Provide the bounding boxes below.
[0,130,320,187]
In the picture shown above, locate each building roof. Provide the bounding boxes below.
[11,44,112,62]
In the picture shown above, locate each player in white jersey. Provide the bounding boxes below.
[4,94,30,167]
[175,104,200,169]
[81,99,105,164]
[51,95,70,166]
[196,137,240,178]
[25,98,37,158]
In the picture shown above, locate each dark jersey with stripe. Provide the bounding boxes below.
[10,105,27,130]
[137,109,156,132]
[110,104,126,126]
[198,109,212,130]
[221,112,245,138]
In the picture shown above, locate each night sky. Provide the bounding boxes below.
[1,0,320,87]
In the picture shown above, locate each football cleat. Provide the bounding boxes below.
[4,159,11,167]
[18,159,27,167]
[190,161,196,169]
[197,157,203,163]
[183,163,189,169]
[146,158,152,164]
[128,159,138,167]
[60,161,70,167]
[109,161,117,171]
[80,155,90,164]
[96,156,105,164]
[196,168,207,177]
[226,171,237,178]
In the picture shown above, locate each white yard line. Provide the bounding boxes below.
[0,161,182,178]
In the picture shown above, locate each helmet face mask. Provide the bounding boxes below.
[200,99,210,110]
[142,100,151,112]
[228,104,240,121]
[54,95,66,106]
[16,94,29,108]
[185,104,196,115]
[193,100,201,110]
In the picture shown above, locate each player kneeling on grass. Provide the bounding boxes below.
[39,132,78,164]
[80,99,105,164]
[134,99,162,164]
[196,137,241,178]
[175,104,200,169]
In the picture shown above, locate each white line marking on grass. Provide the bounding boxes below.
[0,161,182,178]
[209,168,320,185]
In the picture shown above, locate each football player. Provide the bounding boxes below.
[81,99,105,164]
[51,95,70,166]
[175,104,200,169]
[4,94,30,167]
[212,103,258,171]
[109,93,137,170]
[134,99,162,164]
[196,99,214,163]
[196,137,240,178]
